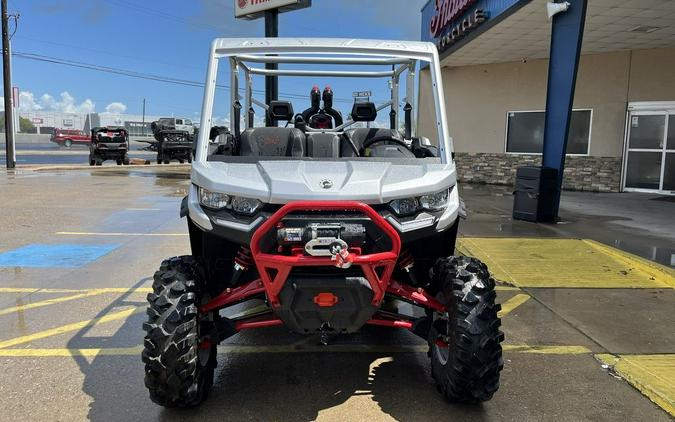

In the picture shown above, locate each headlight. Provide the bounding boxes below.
[389,197,420,216]
[420,189,449,211]
[198,187,262,215]
[199,187,229,210]
[230,196,262,216]
[388,188,451,216]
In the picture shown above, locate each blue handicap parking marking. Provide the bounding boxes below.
[0,244,119,268]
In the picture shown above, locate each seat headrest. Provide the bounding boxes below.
[268,101,294,121]
[351,102,377,122]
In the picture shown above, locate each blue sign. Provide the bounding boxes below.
[421,0,529,57]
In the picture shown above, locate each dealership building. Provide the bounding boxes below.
[19,111,165,136]
[418,0,675,194]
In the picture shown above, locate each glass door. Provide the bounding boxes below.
[624,110,675,194]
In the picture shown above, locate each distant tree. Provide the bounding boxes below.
[19,117,36,133]
[0,116,37,133]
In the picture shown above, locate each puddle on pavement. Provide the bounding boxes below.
[611,240,675,268]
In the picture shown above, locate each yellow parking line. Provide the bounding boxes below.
[0,346,143,357]
[83,288,153,294]
[0,307,143,349]
[0,290,106,316]
[0,343,592,357]
[0,288,84,294]
[56,231,188,236]
[0,287,152,294]
[504,344,591,354]
[498,293,531,317]
[596,354,675,417]
[495,285,521,291]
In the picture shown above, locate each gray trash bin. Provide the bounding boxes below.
[513,166,558,222]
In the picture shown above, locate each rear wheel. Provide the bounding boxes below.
[64,139,72,148]
[116,159,122,165]
[428,256,504,403]
[142,256,216,407]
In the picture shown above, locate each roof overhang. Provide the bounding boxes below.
[421,0,675,67]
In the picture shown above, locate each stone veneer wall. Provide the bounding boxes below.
[454,153,623,192]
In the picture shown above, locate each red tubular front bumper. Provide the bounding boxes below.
[199,201,446,331]
[249,201,401,308]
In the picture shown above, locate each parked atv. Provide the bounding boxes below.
[151,119,194,164]
[89,126,130,166]
[142,38,504,408]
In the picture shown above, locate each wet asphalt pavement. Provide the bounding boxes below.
[0,165,673,421]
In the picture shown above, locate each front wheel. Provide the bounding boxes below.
[428,256,504,403]
[142,256,216,407]
[64,139,72,148]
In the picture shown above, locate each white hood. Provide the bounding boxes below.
[191,160,456,204]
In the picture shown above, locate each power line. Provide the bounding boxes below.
[11,50,358,104]
[15,35,203,71]
[101,0,244,35]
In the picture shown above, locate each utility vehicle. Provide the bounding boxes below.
[150,120,194,164]
[142,38,504,407]
[89,126,130,166]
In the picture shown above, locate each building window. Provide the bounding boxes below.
[505,110,592,155]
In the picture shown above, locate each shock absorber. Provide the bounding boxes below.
[229,246,253,286]
[398,249,419,286]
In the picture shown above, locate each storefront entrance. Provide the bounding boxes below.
[623,102,675,194]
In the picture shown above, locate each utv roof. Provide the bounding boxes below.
[211,38,439,62]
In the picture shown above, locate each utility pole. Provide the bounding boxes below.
[2,0,15,168]
[141,98,146,136]
[264,9,278,127]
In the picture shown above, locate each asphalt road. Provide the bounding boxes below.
[0,166,673,421]
[1,141,156,165]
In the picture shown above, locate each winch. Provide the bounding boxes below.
[277,222,366,258]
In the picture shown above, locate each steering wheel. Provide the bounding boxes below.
[360,136,410,154]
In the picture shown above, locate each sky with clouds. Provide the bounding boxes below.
[6,0,427,121]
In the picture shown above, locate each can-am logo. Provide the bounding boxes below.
[238,0,248,8]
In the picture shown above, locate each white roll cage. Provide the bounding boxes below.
[196,38,452,164]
